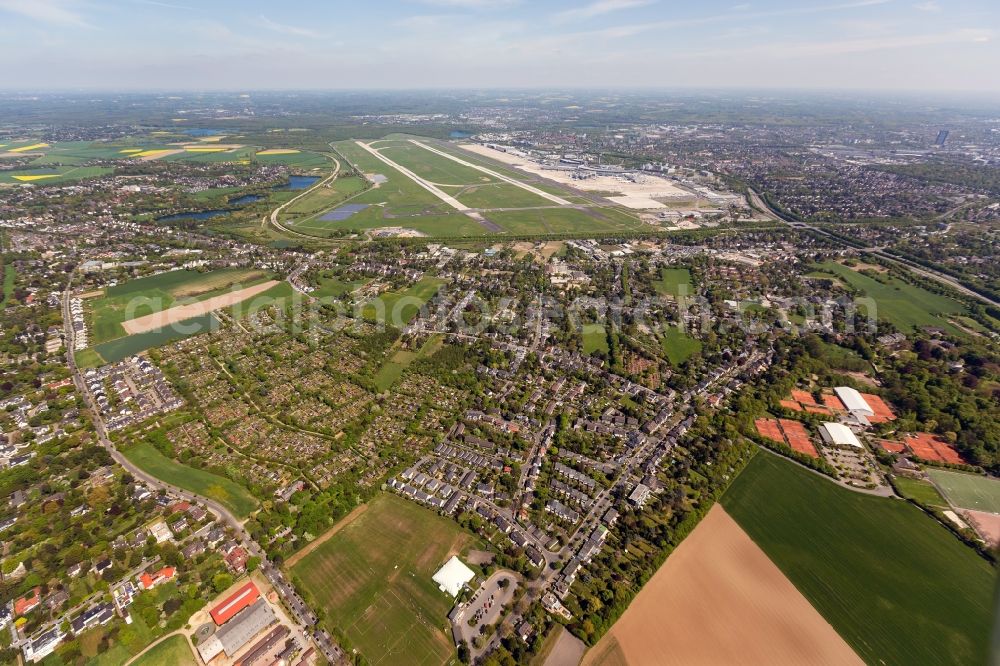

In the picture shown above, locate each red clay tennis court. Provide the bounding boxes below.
[903,432,965,464]
[860,392,896,423]
[755,418,819,458]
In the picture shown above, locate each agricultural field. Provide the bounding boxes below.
[122,442,259,519]
[290,493,480,666]
[0,165,112,184]
[811,262,966,333]
[87,268,268,344]
[653,268,693,299]
[94,313,219,364]
[362,276,444,325]
[927,469,1000,514]
[721,452,994,666]
[660,326,702,365]
[131,635,197,666]
[583,505,862,666]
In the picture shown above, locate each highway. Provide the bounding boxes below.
[60,273,345,665]
[750,188,1000,308]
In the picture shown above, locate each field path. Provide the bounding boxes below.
[284,502,368,568]
[583,504,862,666]
[121,280,279,334]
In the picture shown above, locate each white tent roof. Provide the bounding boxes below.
[834,387,873,416]
[432,556,475,597]
[819,422,862,448]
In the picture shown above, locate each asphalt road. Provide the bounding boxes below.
[60,273,344,664]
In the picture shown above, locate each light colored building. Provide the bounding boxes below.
[432,556,475,597]
[833,387,873,417]
[819,422,862,449]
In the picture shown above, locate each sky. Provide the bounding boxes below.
[0,0,997,92]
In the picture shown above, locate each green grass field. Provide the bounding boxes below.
[311,276,367,299]
[94,313,220,363]
[123,442,258,518]
[894,476,949,508]
[90,269,267,344]
[291,493,479,666]
[812,262,965,333]
[486,207,640,235]
[285,175,367,217]
[660,326,702,365]
[653,268,693,299]
[362,276,443,326]
[721,452,994,666]
[927,469,1000,513]
[373,335,444,392]
[131,635,196,666]
[583,324,609,355]
[74,348,104,368]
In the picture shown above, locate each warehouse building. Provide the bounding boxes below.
[197,599,277,663]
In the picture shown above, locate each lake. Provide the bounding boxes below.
[273,175,319,191]
[228,194,263,205]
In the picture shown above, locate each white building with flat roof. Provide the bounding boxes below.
[834,387,873,417]
[819,422,862,449]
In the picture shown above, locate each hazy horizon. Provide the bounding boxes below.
[0,0,997,93]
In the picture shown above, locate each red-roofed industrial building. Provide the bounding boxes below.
[210,581,260,626]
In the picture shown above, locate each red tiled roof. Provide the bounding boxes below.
[211,581,259,625]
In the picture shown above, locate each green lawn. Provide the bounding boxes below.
[660,326,701,365]
[583,324,609,355]
[927,469,1000,513]
[311,276,367,299]
[653,268,693,299]
[362,276,443,326]
[894,476,949,508]
[123,442,258,518]
[721,452,994,666]
[131,635,196,666]
[286,175,367,216]
[74,348,104,369]
[486,208,642,235]
[812,262,965,333]
[373,335,443,392]
[290,493,479,666]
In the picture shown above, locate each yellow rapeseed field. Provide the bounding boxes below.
[9,143,49,153]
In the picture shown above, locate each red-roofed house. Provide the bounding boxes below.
[14,587,41,616]
[138,566,176,590]
[224,546,249,574]
[210,581,260,625]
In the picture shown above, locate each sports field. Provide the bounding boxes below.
[812,262,965,333]
[927,469,1000,514]
[123,442,258,519]
[721,452,994,666]
[290,493,479,666]
[894,476,949,508]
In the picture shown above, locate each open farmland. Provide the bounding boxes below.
[0,165,113,184]
[123,442,258,519]
[88,268,268,343]
[121,280,279,334]
[583,505,862,666]
[927,469,1000,514]
[721,452,994,666]
[290,493,479,666]
[811,262,966,333]
[94,313,219,364]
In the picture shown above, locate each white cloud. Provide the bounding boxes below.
[256,15,320,39]
[914,1,941,12]
[0,0,89,27]
[554,0,655,22]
